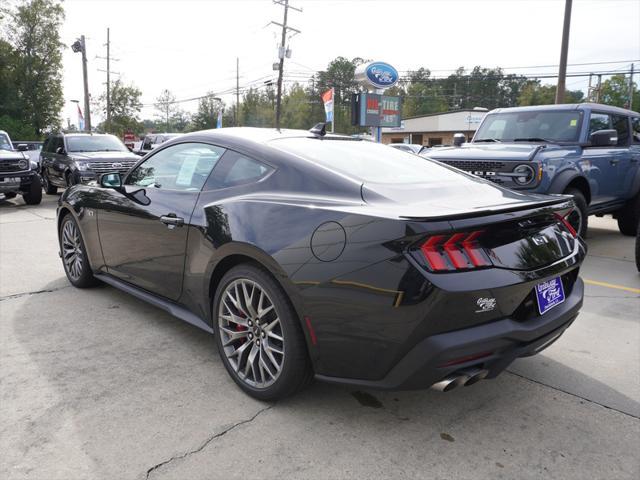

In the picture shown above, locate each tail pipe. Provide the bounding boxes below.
[430,368,489,392]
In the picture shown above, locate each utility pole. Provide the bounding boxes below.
[236,57,240,126]
[106,28,110,132]
[555,0,572,104]
[629,63,635,110]
[96,28,119,133]
[271,0,301,130]
[596,74,602,103]
[72,35,92,132]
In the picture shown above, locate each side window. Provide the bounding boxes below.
[42,138,51,153]
[142,136,154,149]
[126,143,225,191]
[207,151,272,190]
[631,117,640,144]
[589,112,611,135]
[611,115,630,146]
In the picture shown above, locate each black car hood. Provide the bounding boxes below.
[362,172,567,220]
[69,151,139,162]
[425,143,545,162]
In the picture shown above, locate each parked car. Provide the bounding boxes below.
[133,133,183,156]
[40,133,140,193]
[0,130,42,204]
[12,141,43,167]
[426,103,640,238]
[56,126,585,400]
[388,143,428,154]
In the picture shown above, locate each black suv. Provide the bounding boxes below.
[40,133,139,193]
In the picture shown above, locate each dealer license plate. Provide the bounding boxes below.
[535,277,565,315]
[1,177,20,183]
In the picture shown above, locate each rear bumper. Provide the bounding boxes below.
[316,276,583,391]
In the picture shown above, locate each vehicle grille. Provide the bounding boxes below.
[87,160,138,174]
[0,161,28,173]
[439,160,507,184]
[439,160,507,171]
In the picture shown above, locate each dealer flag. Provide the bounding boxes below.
[216,109,223,129]
[77,104,84,131]
[321,88,334,123]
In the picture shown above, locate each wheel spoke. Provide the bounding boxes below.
[218,278,284,389]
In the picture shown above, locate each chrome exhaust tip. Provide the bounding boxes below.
[462,368,489,387]
[431,374,469,392]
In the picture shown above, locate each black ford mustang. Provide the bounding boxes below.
[56,126,585,400]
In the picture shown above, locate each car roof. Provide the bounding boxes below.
[490,103,639,116]
[180,127,357,146]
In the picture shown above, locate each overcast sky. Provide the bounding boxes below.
[59,0,640,126]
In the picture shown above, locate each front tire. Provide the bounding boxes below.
[565,188,588,238]
[213,264,312,401]
[22,176,42,205]
[59,214,99,288]
[616,193,640,236]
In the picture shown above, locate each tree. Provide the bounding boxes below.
[517,82,584,106]
[599,74,639,109]
[96,79,143,136]
[402,68,447,117]
[191,93,223,131]
[154,89,178,131]
[4,0,65,136]
[281,84,311,129]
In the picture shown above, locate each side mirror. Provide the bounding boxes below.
[589,129,617,147]
[453,133,466,147]
[55,146,65,154]
[100,172,122,189]
[17,144,28,151]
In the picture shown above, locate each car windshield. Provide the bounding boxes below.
[271,137,469,184]
[474,110,582,143]
[66,135,128,152]
[0,133,12,151]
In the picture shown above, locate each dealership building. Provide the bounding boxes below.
[381,109,488,146]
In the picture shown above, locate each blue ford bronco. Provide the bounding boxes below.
[427,103,640,237]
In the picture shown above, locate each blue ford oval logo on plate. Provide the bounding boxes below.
[365,62,399,89]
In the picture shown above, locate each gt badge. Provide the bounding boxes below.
[475,297,496,313]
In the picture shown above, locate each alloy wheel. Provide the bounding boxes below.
[218,279,285,389]
[61,219,84,281]
[567,208,583,237]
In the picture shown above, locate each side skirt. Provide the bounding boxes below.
[94,273,214,334]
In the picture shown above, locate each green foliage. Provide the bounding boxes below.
[96,79,143,136]
[3,0,65,136]
[241,87,275,127]
[191,93,223,131]
[517,82,584,106]
[599,74,639,109]
[402,68,448,117]
[281,84,311,129]
[0,114,36,140]
[154,89,178,131]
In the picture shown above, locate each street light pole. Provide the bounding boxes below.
[555,0,572,104]
[80,36,92,131]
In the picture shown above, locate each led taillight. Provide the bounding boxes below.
[420,230,490,271]
[554,209,577,238]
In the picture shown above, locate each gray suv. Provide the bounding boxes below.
[40,133,139,193]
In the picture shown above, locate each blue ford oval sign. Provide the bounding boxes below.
[365,62,399,89]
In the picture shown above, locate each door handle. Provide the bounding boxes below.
[609,159,619,165]
[160,215,184,227]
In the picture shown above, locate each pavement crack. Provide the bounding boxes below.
[145,404,273,479]
[506,370,639,420]
[0,285,70,302]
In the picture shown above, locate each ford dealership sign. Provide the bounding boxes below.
[355,61,399,90]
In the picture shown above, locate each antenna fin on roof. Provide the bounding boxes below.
[309,123,327,137]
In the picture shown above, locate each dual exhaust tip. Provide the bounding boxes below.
[431,368,489,392]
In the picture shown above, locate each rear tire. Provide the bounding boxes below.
[213,264,313,401]
[22,176,42,205]
[564,188,588,238]
[616,193,640,236]
[59,214,100,288]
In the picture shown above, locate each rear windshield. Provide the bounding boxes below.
[270,137,468,184]
[66,135,128,153]
[474,110,582,142]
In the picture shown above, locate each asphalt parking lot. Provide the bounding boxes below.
[1,194,639,480]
